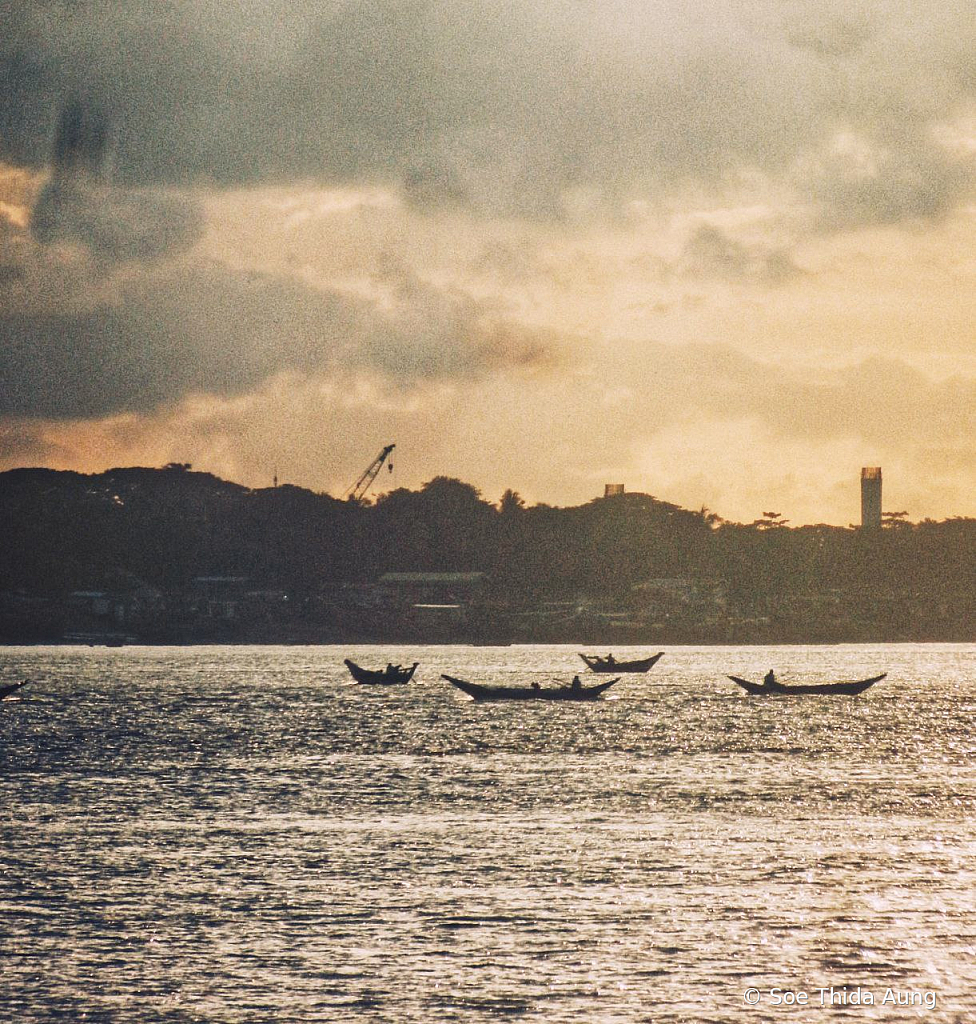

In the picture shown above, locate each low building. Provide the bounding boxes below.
[632,578,727,621]
[374,572,487,608]
[67,582,165,625]
[189,576,250,620]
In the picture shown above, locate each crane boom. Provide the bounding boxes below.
[345,444,395,502]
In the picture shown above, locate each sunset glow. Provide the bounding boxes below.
[2,2,974,522]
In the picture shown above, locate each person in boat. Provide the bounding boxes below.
[571,675,582,692]
[531,682,541,691]
[763,669,778,688]
[605,654,616,666]
[385,663,401,678]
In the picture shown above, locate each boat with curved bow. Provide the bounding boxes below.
[344,659,419,685]
[443,674,618,701]
[1,679,29,700]
[578,651,664,673]
[727,673,886,696]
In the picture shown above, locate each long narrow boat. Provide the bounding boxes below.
[344,659,418,685]
[1,679,29,700]
[727,673,886,696]
[443,674,618,701]
[578,651,664,673]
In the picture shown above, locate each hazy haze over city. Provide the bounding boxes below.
[1,0,974,524]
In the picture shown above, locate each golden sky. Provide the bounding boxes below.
[1,2,974,523]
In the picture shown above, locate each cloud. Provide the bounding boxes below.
[0,420,58,461]
[619,343,976,452]
[675,224,802,284]
[27,99,204,262]
[7,341,973,523]
[31,177,204,263]
[2,2,974,524]
[797,128,975,230]
[0,1,972,224]
[0,249,556,419]
[0,160,556,423]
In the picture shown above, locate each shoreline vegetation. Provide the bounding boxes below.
[1,464,973,646]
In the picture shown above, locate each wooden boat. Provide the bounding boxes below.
[727,673,887,696]
[443,674,618,701]
[578,651,664,673]
[344,659,418,685]
[1,679,29,700]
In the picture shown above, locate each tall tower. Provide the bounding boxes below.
[861,467,882,531]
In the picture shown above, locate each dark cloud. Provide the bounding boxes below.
[1,1,973,441]
[0,1,972,222]
[675,225,802,284]
[48,98,110,178]
[802,138,975,230]
[31,177,203,262]
[0,108,548,421]
[28,98,204,262]
[0,256,554,419]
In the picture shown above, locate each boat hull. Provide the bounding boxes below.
[728,673,886,696]
[579,652,664,673]
[443,674,618,701]
[0,679,29,700]
[344,659,418,685]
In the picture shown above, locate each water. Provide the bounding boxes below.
[1,643,974,1023]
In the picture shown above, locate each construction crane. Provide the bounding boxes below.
[345,444,395,503]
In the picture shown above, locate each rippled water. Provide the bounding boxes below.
[1,644,974,1023]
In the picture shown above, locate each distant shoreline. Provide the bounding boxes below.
[2,629,971,648]
[3,465,973,651]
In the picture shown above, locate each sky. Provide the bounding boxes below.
[1,0,974,524]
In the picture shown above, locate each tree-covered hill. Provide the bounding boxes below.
[1,465,972,641]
